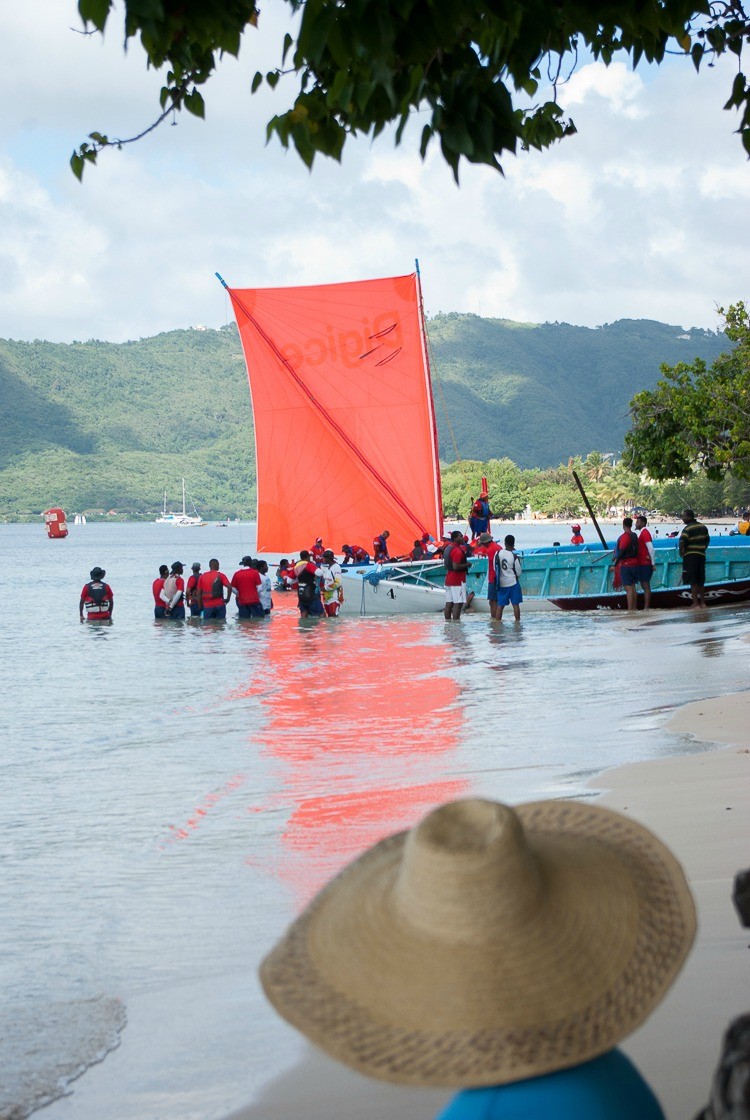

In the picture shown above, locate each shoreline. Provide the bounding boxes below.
[227,696,750,1120]
[38,694,750,1120]
[592,698,750,1120]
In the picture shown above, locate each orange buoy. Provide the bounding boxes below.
[43,508,68,538]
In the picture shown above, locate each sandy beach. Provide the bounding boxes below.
[37,689,750,1120]
[225,695,750,1120]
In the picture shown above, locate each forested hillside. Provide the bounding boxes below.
[428,314,727,465]
[0,316,729,518]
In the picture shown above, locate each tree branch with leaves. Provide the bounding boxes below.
[72,0,750,180]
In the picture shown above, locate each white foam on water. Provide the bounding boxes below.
[0,997,126,1119]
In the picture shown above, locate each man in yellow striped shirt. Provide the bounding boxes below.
[678,509,710,608]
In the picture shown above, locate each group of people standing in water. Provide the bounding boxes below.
[150,557,274,620]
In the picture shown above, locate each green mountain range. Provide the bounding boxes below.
[0,316,728,519]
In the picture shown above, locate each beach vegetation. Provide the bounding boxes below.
[71,0,750,180]
[625,302,750,482]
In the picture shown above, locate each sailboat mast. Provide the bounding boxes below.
[182,478,187,517]
[415,259,444,539]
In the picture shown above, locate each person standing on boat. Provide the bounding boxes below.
[373,531,390,563]
[444,530,471,621]
[311,537,326,563]
[231,556,264,619]
[570,524,585,545]
[341,544,370,565]
[196,558,231,620]
[679,509,710,608]
[294,550,325,617]
[612,518,641,612]
[496,534,523,622]
[186,562,202,617]
[80,567,114,622]
[319,549,344,617]
[153,564,169,619]
[469,490,493,540]
[162,562,186,619]
[634,515,655,610]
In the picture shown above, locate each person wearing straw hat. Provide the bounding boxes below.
[261,797,695,1119]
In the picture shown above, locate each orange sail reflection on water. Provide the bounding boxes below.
[236,611,469,905]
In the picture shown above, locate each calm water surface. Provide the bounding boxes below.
[2,520,747,1119]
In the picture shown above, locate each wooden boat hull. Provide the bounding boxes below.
[550,578,750,611]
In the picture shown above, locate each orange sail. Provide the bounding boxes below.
[225,272,443,555]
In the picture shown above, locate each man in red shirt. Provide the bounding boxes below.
[80,566,114,622]
[612,517,641,611]
[152,564,169,619]
[231,556,264,619]
[634,514,655,610]
[186,562,202,616]
[294,550,325,617]
[196,558,231,620]
[443,530,472,621]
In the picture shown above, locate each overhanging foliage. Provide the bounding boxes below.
[72,0,750,179]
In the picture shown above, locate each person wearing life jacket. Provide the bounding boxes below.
[410,539,427,561]
[275,558,294,590]
[443,530,472,621]
[373,531,390,563]
[231,555,264,619]
[341,544,370,565]
[570,524,585,545]
[294,550,325,617]
[311,537,326,563]
[634,515,655,610]
[196,558,231,620]
[468,491,493,540]
[153,564,169,619]
[162,561,186,619]
[612,517,641,612]
[186,562,202,616]
[319,549,344,617]
[80,566,114,622]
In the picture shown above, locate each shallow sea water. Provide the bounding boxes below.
[2,519,748,1119]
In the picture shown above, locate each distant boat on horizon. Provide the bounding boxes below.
[73,513,87,526]
[155,479,206,526]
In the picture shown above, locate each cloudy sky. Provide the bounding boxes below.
[2,2,749,342]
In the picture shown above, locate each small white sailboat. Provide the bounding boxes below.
[73,513,87,526]
[155,479,206,526]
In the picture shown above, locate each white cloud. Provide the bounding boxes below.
[562,61,647,119]
[1,8,749,340]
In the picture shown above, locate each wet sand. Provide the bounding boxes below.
[227,695,750,1120]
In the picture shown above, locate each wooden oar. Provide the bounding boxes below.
[572,470,610,552]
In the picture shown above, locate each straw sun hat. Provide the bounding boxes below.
[260,798,696,1088]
